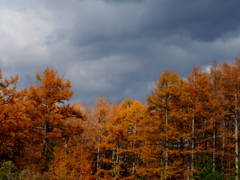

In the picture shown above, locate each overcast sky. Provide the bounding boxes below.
[1,0,240,104]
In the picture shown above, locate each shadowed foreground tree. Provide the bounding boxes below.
[192,153,225,180]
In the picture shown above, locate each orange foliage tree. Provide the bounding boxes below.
[146,70,188,179]
[22,67,85,169]
[0,69,27,165]
[96,98,147,179]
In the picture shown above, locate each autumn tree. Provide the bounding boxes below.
[99,98,147,179]
[218,58,240,179]
[184,66,218,176]
[22,67,84,169]
[146,70,188,179]
[64,102,94,179]
[0,69,27,165]
[48,147,79,180]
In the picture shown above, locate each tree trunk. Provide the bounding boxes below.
[235,93,239,180]
[191,117,195,173]
[165,108,168,172]
[213,123,216,172]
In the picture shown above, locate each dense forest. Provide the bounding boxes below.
[2,57,240,179]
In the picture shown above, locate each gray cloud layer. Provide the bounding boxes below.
[1,0,240,104]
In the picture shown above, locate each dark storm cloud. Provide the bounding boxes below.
[1,0,240,104]
[66,0,240,51]
[103,0,144,3]
[141,0,240,41]
[65,0,240,69]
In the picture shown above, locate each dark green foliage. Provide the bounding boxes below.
[226,162,240,180]
[0,161,19,180]
[192,153,225,180]
[42,140,58,171]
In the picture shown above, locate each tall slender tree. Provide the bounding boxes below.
[146,70,187,179]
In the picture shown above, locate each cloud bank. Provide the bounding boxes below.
[1,0,240,104]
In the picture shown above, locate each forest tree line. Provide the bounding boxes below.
[1,57,240,179]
